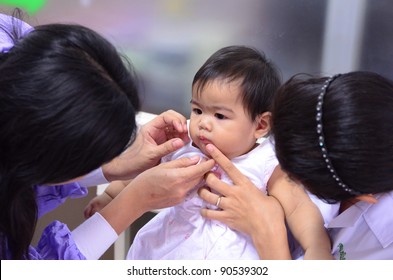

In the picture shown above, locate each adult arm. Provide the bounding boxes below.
[73,156,214,259]
[199,144,291,259]
[100,156,215,234]
[73,110,215,259]
[267,166,334,260]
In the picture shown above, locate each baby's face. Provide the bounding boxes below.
[189,79,259,159]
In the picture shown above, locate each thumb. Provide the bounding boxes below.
[163,155,203,168]
[154,138,185,158]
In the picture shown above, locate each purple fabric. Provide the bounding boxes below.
[29,183,88,259]
[5,182,88,259]
[0,13,33,53]
[1,183,89,259]
[29,221,87,260]
[31,183,88,259]
[34,183,88,218]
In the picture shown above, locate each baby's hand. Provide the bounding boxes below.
[84,192,113,219]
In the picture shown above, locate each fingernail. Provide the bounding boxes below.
[172,139,183,148]
[206,144,214,152]
[189,155,201,162]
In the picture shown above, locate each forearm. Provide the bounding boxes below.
[293,214,333,259]
[99,182,146,235]
[297,228,333,260]
[100,155,214,235]
[286,202,333,260]
[251,220,292,260]
[303,235,334,260]
[268,166,333,259]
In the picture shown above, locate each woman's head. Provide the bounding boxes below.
[272,71,393,203]
[0,14,140,258]
[0,23,140,185]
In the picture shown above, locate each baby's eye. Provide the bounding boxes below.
[192,108,202,115]
[215,113,226,120]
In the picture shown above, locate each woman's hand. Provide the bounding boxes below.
[100,155,215,234]
[198,144,291,259]
[130,156,215,212]
[102,110,189,181]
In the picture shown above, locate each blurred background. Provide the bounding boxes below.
[2,0,393,259]
[1,0,393,116]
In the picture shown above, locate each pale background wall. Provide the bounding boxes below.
[2,0,393,259]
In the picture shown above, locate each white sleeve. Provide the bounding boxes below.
[78,167,109,187]
[71,212,118,260]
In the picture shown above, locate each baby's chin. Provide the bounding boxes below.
[194,141,238,160]
[191,141,212,158]
[192,141,208,154]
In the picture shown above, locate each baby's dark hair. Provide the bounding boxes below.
[272,71,393,203]
[0,13,140,259]
[192,45,281,120]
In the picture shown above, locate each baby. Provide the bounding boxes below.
[87,46,338,259]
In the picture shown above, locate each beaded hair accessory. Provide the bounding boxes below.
[316,74,362,195]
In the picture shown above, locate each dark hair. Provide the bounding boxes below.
[272,71,393,203]
[192,45,281,120]
[0,16,140,259]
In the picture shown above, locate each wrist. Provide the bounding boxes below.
[100,184,145,235]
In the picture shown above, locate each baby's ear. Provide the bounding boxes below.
[254,112,271,138]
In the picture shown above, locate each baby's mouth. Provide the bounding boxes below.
[198,136,212,145]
